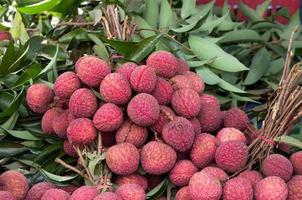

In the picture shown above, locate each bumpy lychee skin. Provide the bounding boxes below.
[52,110,75,138]
[199,94,220,108]
[63,140,78,158]
[162,117,195,152]
[75,55,111,87]
[290,151,302,175]
[69,88,98,118]
[116,62,138,81]
[223,177,253,200]
[170,75,193,91]
[176,59,190,75]
[116,184,145,200]
[255,176,288,200]
[100,73,132,105]
[141,141,177,175]
[189,118,201,135]
[151,78,173,105]
[54,72,81,99]
[41,107,63,134]
[287,175,302,200]
[261,154,293,181]
[106,143,139,175]
[116,174,148,191]
[201,166,229,182]
[238,170,263,187]
[25,182,55,200]
[189,172,222,200]
[67,118,97,145]
[58,185,78,194]
[169,160,198,187]
[190,133,217,168]
[130,65,157,93]
[69,186,98,200]
[216,127,247,145]
[0,191,16,200]
[127,93,160,126]
[115,119,148,148]
[183,71,205,94]
[0,170,29,200]
[171,89,201,118]
[26,83,54,113]
[146,50,178,78]
[41,189,70,200]
[94,192,122,200]
[215,141,248,173]
[175,187,192,200]
[224,108,249,131]
[150,106,175,134]
[93,103,123,132]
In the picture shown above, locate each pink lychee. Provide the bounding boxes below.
[0,191,16,200]
[201,166,229,182]
[54,72,81,99]
[41,107,63,134]
[287,175,302,200]
[130,65,157,93]
[224,108,249,131]
[94,192,121,200]
[63,140,78,158]
[116,174,148,191]
[69,186,98,200]
[150,106,175,134]
[175,186,192,200]
[115,184,145,200]
[25,182,55,200]
[52,110,75,138]
[216,127,247,145]
[169,160,198,187]
[170,75,193,91]
[223,177,253,200]
[176,59,190,75]
[41,189,70,200]
[255,176,288,200]
[26,83,53,113]
[290,151,302,175]
[67,118,97,145]
[116,62,138,80]
[183,71,205,94]
[151,77,173,105]
[238,170,263,187]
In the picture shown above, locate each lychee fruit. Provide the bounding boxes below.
[116,62,138,81]
[69,88,98,118]
[255,176,288,200]
[170,75,193,91]
[146,50,178,78]
[127,93,160,126]
[223,177,253,200]
[238,170,263,187]
[116,174,148,191]
[189,118,201,135]
[94,192,122,200]
[162,116,195,152]
[67,118,97,145]
[75,55,111,87]
[93,103,123,132]
[0,191,16,200]
[54,72,81,99]
[58,185,78,194]
[151,77,173,105]
[141,141,177,175]
[261,154,293,181]
[69,186,98,200]
[175,186,192,200]
[52,110,75,138]
[99,73,132,105]
[287,175,302,200]
[183,71,205,94]
[116,184,145,200]
[150,106,175,134]
[199,94,220,108]
[201,166,229,182]
[115,119,148,148]
[171,89,201,118]
[190,133,217,168]
[215,141,248,173]
[224,108,249,131]
[130,65,157,93]
[290,151,302,175]
[63,140,78,158]
[189,171,222,200]
[26,83,53,113]
[216,127,247,145]
[169,160,198,187]
[176,58,190,75]
[41,189,70,200]
[25,182,55,200]
[0,170,29,200]
[41,107,63,134]
[105,143,139,175]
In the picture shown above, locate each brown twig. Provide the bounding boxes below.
[75,146,94,183]
[55,158,86,178]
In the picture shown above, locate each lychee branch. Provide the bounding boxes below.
[55,158,86,178]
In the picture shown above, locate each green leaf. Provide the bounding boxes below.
[38,44,59,76]
[198,12,229,33]
[144,0,159,28]
[146,179,168,199]
[58,28,89,43]
[181,0,196,19]
[256,0,271,17]
[134,16,156,38]
[219,29,263,43]
[18,0,62,14]
[40,168,77,182]
[189,35,248,72]
[159,0,173,31]
[89,8,102,25]
[0,41,15,75]
[239,2,262,22]
[0,90,25,118]
[276,135,302,149]
[266,58,284,75]
[14,63,42,87]
[0,142,27,156]
[88,34,109,61]
[4,129,41,141]
[0,5,8,19]
[100,36,137,57]
[231,93,259,103]
[10,12,29,44]
[35,143,62,163]
[244,47,271,85]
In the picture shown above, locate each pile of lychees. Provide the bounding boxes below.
[1,51,302,200]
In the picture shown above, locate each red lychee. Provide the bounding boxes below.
[216,127,247,145]
[201,166,229,182]
[162,116,195,152]
[255,176,288,200]
[63,140,78,158]
[99,73,132,105]
[223,177,253,200]
[58,185,78,194]
[54,72,81,99]
[238,170,263,187]
[26,83,54,113]
[93,103,123,132]
[261,154,293,181]
[290,151,302,175]
[106,143,139,175]
[116,174,148,191]
[69,186,98,200]
[69,88,97,118]
[199,94,220,108]
[116,184,145,200]
[215,141,248,173]
[115,119,148,148]
[176,59,190,75]
[189,118,201,135]
[146,50,178,78]
[127,93,160,126]
[41,189,70,200]
[169,160,198,187]
[170,75,193,91]
[25,182,55,200]
[130,65,157,93]
[190,133,217,168]
[94,192,122,200]
[0,31,10,40]
[141,141,177,175]
[75,55,111,87]
[171,89,201,118]
[0,170,29,200]
[0,191,16,200]
[151,77,173,105]
[67,118,97,145]
[175,186,192,200]
[52,110,75,138]
[150,106,175,134]
[189,171,222,200]
[116,62,138,81]
[287,175,302,200]
[41,107,63,134]
[183,71,205,94]
[224,108,249,131]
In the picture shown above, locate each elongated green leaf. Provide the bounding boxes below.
[88,34,109,61]
[219,29,262,43]
[0,5,8,18]
[0,41,15,75]
[14,64,42,87]
[181,0,196,19]
[4,129,41,140]
[240,2,262,22]
[10,12,29,44]
[198,12,229,33]
[256,0,271,17]
[276,135,302,149]
[58,28,89,43]
[144,0,159,28]
[159,0,173,31]
[0,90,24,118]
[7,44,30,73]
[0,142,27,156]
[18,0,62,14]
[134,16,156,38]
[146,179,168,199]
[189,35,248,72]
[38,44,59,76]
[35,143,62,163]
[231,93,259,103]
[266,58,284,75]
[40,169,77,182]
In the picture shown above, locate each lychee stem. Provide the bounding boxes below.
[55,158,86,179]
[97,133,103,156]
[75,146,94,183]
